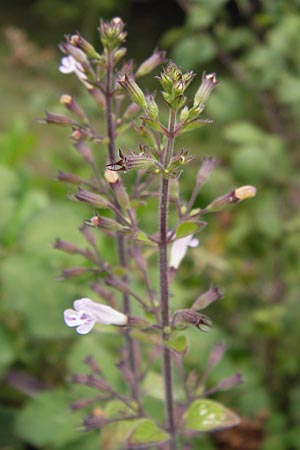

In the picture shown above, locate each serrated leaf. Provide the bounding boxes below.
[164,335,188,354]
[176,221,206,239]
[183,399,240,432]
[128,419,169,446]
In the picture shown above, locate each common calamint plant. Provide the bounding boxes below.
[43,17,256,450]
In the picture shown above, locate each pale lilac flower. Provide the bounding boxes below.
[64,298,128,334]
[169,235,199,270]
[59,56,92,88]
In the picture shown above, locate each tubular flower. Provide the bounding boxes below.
[169,235,199,270]
[59,56,92,88]
[64,298,128,334]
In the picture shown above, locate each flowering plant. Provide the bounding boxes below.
[44,17,256,450]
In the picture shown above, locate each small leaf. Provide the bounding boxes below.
[164,335,188,354]
[104,400,138,419]
[184,399,240,432]
[143,372,164,400]
[133,231,157,246]
[127,419,169,446]
[176,221,206,239]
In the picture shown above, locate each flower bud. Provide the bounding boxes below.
[171,309,212,332]
[60,267,88,279]
[70,33,100,59]
[146,95,159,120]
[196,157,218,186]
[192,286,223,311]
[123,102,140,119]
[72,188,109,208]
[233,185,257,201]
[60,94,89,123]
[118,74,147,110]
[56,170,83,184]
[39,112,76,126]
[135,48,166,77]
[193,72,219,110]
[105,169,130,210]
[87,87,106,109]
[205,373,244,396]
[98,17,127,51]
[54,238,79,254]
[74,140,94,164]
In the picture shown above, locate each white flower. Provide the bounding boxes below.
[59,56,92,88]
[64,298,128,334]
[169,235,199,270]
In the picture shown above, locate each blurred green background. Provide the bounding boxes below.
[1,0,300,449]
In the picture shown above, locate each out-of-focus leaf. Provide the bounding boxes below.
[183,399,240,431]
[176,221,206,239]
[143,372,164,400]
[15,390,81,447]
[164,335,188,354]
[127,418,169,446]
[172,35,216,67]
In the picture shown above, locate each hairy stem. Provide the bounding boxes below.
[159,108,177,448]
[104,53,142,414]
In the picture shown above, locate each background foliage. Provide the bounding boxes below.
[1,1,300,449]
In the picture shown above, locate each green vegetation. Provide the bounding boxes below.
[1,1,300,449]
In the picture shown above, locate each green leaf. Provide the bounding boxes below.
[128,418,169,446]
[172,35,216,67]
[143,372,164,400]
[101,420,141,450]
[176,221,206,239]
[133,231,157,246]
[104,400,138,419]
[164,335,188,354]
[15,390,81,447]
[184,399,240,432]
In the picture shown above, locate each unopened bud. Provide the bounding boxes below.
[146,95,159,120]
[118,74,147,110]
[60,267,88,279]
[104,169,119,184]
[56,170,83,184]
[136,49,166,78]
[87,87,106,109]
[72,188,109,208]
[127,316,151,328]
[60,94,89,123]
[70,33,100,59]
[197,157,218,186]
[234,185,257,201]
[74,140,94,164]
[192,286,223,311]
[60,41,90,67]
[206,373,244,396]
[124,102,140,119]
[39,112,76,126]
[98,17,127,51]
[54,238,79,254]
[105,170,130,210]
[194,72,219,109]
